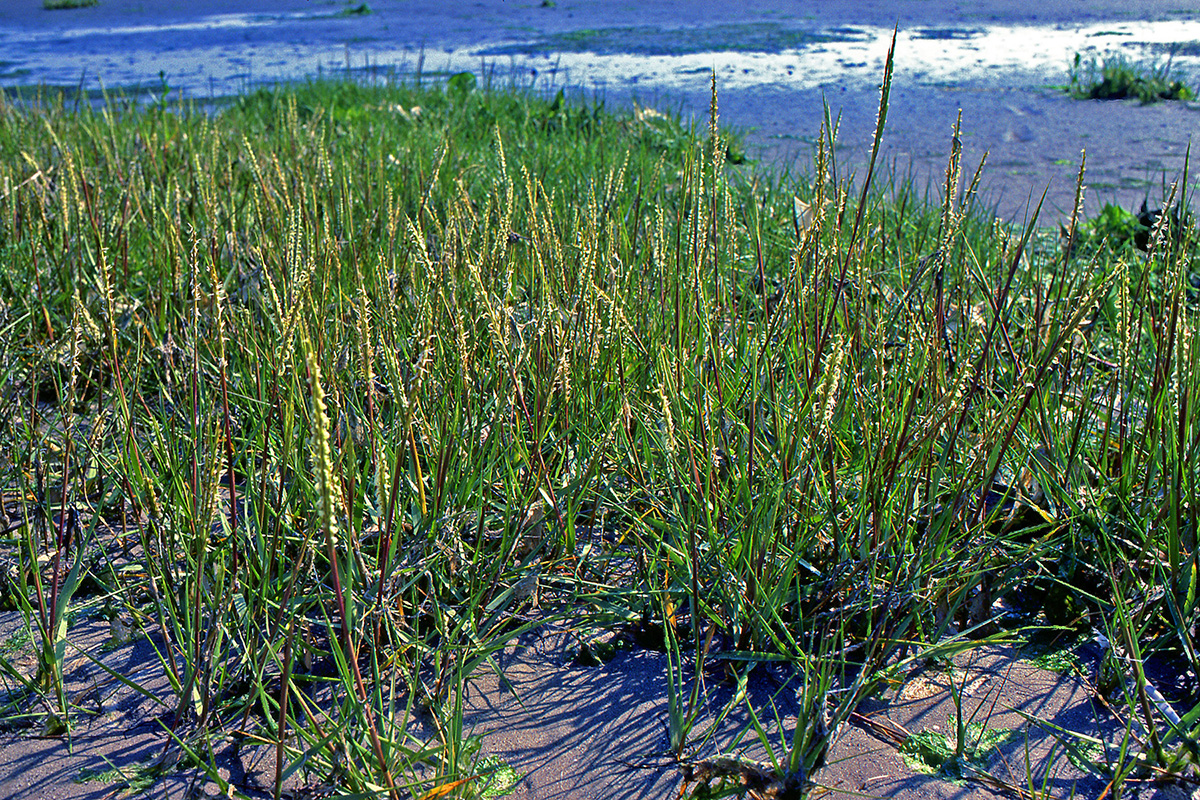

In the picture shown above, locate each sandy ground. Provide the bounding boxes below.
[4,605,1199,800]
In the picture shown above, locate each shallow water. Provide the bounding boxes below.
[5,4,1199,100]
[2,1,1198,221]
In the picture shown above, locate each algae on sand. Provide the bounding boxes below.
[899,724,1020,782]
[480,22,864,57]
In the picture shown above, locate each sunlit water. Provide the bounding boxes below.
[475,21,1200,95]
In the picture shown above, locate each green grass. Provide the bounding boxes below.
[1066,51,1196,103]
[0,59,1198,798]
[43,0,98,9]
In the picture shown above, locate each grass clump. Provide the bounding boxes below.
[0,60,1198,798]
[1066,51,1195,103]
[1079,199,1196,254]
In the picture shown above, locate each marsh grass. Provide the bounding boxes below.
[42,0,99,9]
[1066,51,1195,104]
[0,59,1197,799]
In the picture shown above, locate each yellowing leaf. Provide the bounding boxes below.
[418,775,478,800]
